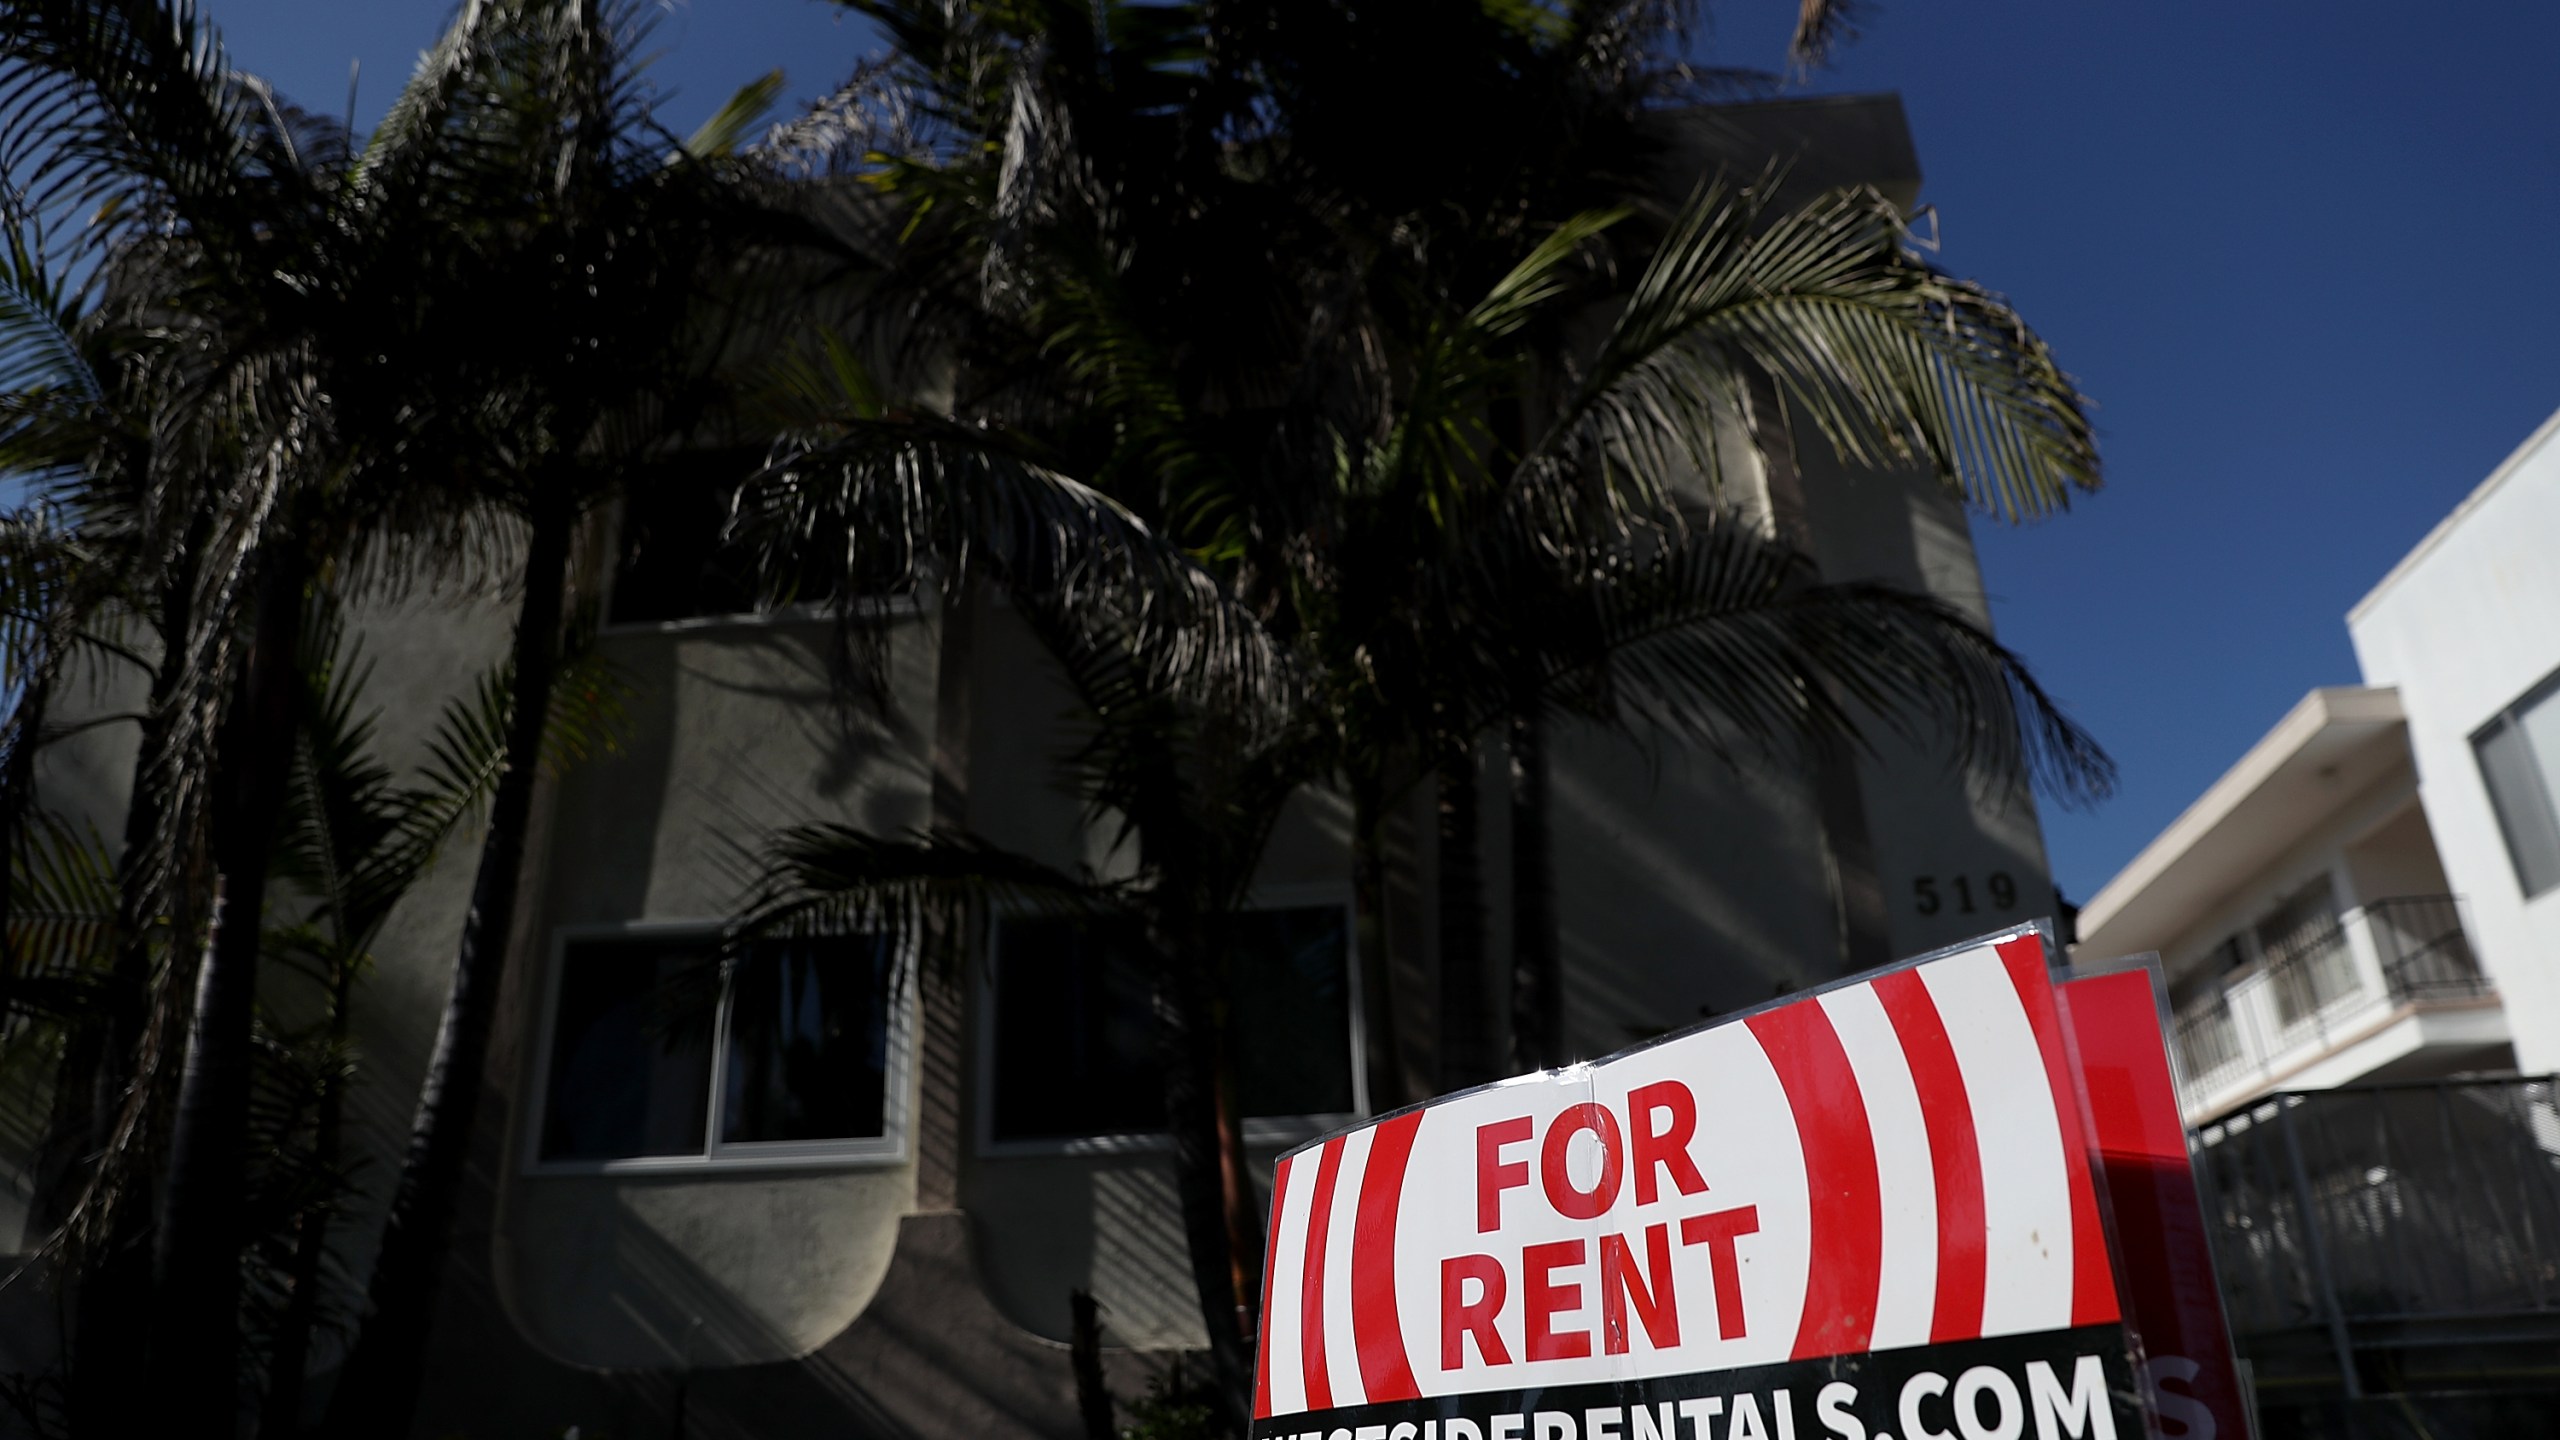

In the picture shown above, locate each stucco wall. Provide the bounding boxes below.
[9,582,520,1342]
[2344,799,2452,904]
[1792,439,2061,961]
[492,613,934,1368]
[2351,409,2560,1072]
[2140,762,2419,984]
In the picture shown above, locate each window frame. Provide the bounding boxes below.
[522,919,915,1178]
[972,883,1371,1159]
[2470,667,2560,901]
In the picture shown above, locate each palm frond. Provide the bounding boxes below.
[1484,510,2114,807]
[1788,0,1866,69]
[0,0,280,286]
[732,823,1128,974]
[685,70,785,160]
[2,810,117,1024]
[1521,177,2101,526]
[733,411,1298,714]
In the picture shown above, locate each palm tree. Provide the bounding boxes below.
[318,9,827,1436]
[252,603,620,1438]
[0,7,415,1418]
[0,304,229,1440]
[1314,178,2116,1076]
[0,3,772,1426]
[711,8,2114,1430]
[724,182,2105,1440]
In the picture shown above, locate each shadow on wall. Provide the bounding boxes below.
[412,1151,1172,1440]
[970,1154,1215,1350]
[531,1179,846,1369]
[1551,732,1840,1057]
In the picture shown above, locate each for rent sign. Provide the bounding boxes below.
[1251,928,2155,1440]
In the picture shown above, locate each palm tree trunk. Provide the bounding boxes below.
[39,504,209,1236]
[323,493,575,1440]
[261,952,355,1439]
[1506,710,1558,1073]
[0,673,49,984]
[1210,1014,1262,1331]
[1435,735,1489,1090]
[1205,915,1263,1321]
[151,547,307,1430]
[1146,903,1254,1430]
[65,520,207,1439]
[1350,778,1405,1113]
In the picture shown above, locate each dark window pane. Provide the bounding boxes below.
[988,907,1356,1142]
[721,936,893,1144]
[541,937,720,1161]
[609,469,767,626]
[1229,907,1356,1118]
[609,463,911,626]
[990,916,1164,1141]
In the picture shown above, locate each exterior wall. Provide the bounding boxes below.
[2345,798,2453,903]
[8,653,148,1255]
[2351,408,2560,1072]
[10,581,521,1357]
[2145,760,2419,985]
[1793,436,2059,963]
[493,612,934,1368]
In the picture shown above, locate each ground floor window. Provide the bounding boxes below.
[533,927,904,1170]
[983,902,1359,1148]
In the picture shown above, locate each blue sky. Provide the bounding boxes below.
[204,0,2560,902]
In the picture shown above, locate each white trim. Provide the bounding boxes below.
[2078,686,2405,948]
[973,882,1369,1159]
[521,919,915,1178]
[2351,401,2560,623]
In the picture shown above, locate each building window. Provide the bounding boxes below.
[533,928,905,1170]
[983,903,1360,1148]
[607,469,771,626]
[607,469,913,628]
[2473,673,2560,899]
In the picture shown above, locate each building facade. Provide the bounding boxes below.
[3,96,2070,1439]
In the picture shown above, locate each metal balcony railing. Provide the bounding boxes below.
[2193,1077,2560,1339]
[2175,1000,2248,1092]
[2367,894,2490,999]
[2169,896,2495,1113]
[2264,913,2361,1033]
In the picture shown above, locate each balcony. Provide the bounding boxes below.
[2171,896,2507,1121]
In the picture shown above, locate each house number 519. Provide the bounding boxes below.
[1912,872,2017,916]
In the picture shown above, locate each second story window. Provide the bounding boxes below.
[533,927,905,1170]
[2473,672,2560,899]
[983,903,1360,1149]
[608,466,769,627]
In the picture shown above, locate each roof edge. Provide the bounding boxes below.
[2078,685,2402,939]
[2351,402,2560,625]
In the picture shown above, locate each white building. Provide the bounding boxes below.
[2075,404,2560,1122]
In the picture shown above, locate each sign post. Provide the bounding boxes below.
[1251,925,2157,1440]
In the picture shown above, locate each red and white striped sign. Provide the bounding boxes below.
[1253,931,2132,1427]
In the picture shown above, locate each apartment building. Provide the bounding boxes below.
[2074,404,2560,1120]
[5,95,2070,1439]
